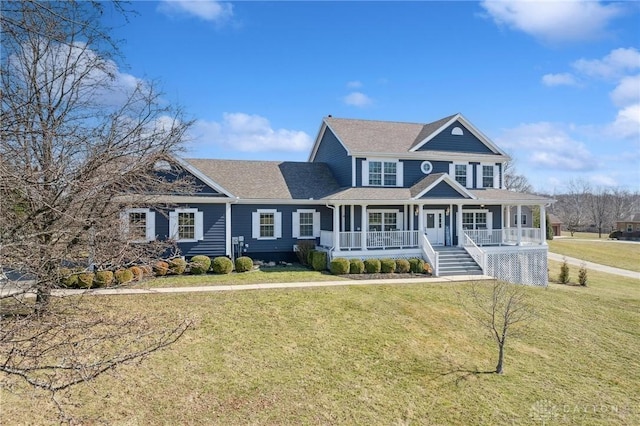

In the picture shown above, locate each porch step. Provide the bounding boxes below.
[433,247,483,276]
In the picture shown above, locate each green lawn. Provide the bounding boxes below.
[548,238,640,272]
[139,264,349,288]
[3,266,639,424]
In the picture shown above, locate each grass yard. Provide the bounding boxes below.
[2,265,639,424]
[140,264,349,288]
[548,238,640,272]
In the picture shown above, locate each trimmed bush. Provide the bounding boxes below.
[212,256,234,274]
[364,258,381,274]
[128,266,143,281]
[349,258,365,274]
[190,255,211,275]
[380,258,396,274]
[559,258,570,284]
[60,270,79,288]
[235,256,254,273]
[153,261,169,276]
[396,258,410,273]
[114,268,134,284]
[93,270,114,287]
[424,263,433,275]
[330,258,350,275]
[408,258,425,274]
[77,272,94,289]
[295,240,316,266]
[169,258,187,275]
[307,250,316,267]
[310,251,327,272]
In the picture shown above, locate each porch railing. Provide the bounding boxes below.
[463,232,487,274]
[320,230,420,250]
[464,228,543,246]
[420,233,439,276]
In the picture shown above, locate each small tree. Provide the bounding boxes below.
[578,263,588,287]
[460,280,535,374]
[559,258,570,284]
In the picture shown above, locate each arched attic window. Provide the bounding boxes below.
[451,126,464,136]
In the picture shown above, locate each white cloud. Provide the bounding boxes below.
[343,91,373,107]
[191,113,312,152]
[498,122,594,171]
[158,0,233,22]
[607,104,640,140]
[610,74,640,107]
[572,47,640,80]
[346,81,363,89]
[481,0,623,43]
[542,72,579,87]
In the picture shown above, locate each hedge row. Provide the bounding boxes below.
[328,257,431,275]
[59,255,256,289]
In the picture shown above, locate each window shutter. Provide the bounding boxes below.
[362,160,369,186]
[493,165,500,189]
[476,165,483,189]
[146,211,156,242]
[275,212,282,238]
[466,164,473,188]
[195,211,204,241]
[448,163,454,178]
[487,212,493,231]
[252,212,260,239]
[169,211,179,239]
[313,211,321,237]
[292,211,300,238]
[120,211,129,235]
[396,161,404,187]
[396,212,404,230]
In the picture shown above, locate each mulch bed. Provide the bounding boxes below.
[340,273,432,280]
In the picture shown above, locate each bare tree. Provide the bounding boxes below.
[503,158,533,193]
[1,1,193,418]
[460,280,535,374]
[586,186,611,238]
[555,179,591,236]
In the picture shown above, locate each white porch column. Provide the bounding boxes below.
[350,205,355,232]
[417,204,424,234]
[333,204,341,251]
[456,205,463,247]
[403,205,408,230]
[225,202,232,256]
[506,206,511,228]
[516,204,522,246]
[409,204,414,231]
[360,204,368,251]
[540,204,547,245]
[340,206,345,233]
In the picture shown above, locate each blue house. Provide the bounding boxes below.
[122,114,554,285]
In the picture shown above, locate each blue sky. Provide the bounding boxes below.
[107,1,640,193]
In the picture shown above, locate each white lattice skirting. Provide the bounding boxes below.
[485,248,548,286]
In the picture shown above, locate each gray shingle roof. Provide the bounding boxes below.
[324,115,457,154]
[184,159,341,200]
[469,189,554,204]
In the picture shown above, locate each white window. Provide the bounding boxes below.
[121,208,156,242]
[292,209,320,239]
[169,208,204,242]
[252,209,282,240]
[449,163,473,189]
[514,214,528,226]
[477,163,500,188]
[368,210,403,231]
[627,224,633,232]
[462,210,493,230]
[362,159,403,187]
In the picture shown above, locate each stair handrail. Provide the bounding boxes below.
[420,233,439,276]
[462,232,487,274]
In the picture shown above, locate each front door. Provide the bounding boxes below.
[424,210,445,246]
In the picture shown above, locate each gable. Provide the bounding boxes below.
[311,125,352,187]
[154,159,227,196]
[416,121,495,154]
[418,181,469,199]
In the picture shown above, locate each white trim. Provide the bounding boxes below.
[253,209,281,240]
[350,150,510,163]
[420,161,433,174]
[352,156,356,187]
[363,157,403,187]
[409,113,510,156]
[172,156,236,198]
[169,207,203,243]
[367,209,402,231]
[292,208,320,239]
[450,162,472,189]
[412,173,476,200]
[478,162,499,189]
[121,208,156,243]
[225,203,232,256]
